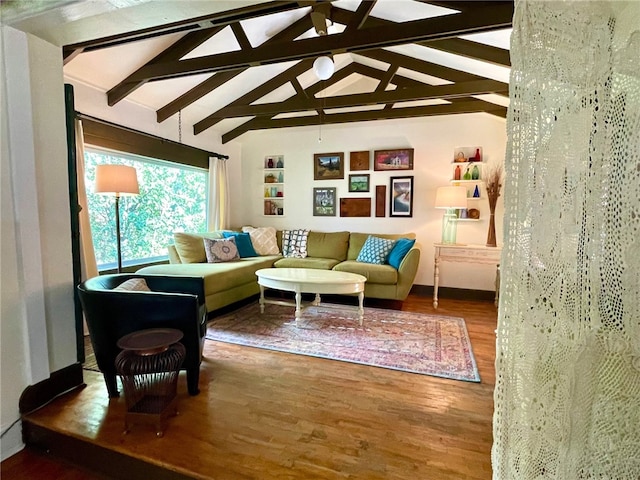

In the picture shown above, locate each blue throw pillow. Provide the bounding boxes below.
[221,231,257,258]
[356,235,397,265]
[387,238,416,269]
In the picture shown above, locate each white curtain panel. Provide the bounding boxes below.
[493,1,640,478]
[208,156,230,231]
[75,119,98,281]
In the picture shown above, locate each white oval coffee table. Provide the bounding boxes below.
[256,268,367,326]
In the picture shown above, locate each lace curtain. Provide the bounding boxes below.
[493,1,640,478]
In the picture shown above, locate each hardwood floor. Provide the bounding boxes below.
[3,294,497,480]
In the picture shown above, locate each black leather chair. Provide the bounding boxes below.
[77,274,206,397]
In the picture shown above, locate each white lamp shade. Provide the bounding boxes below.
[95,164,139,196]
[435,186,467,209]
[313,56,334,80]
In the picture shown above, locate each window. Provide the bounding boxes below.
[84,147,208,270]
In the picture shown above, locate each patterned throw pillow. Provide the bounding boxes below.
[203,237,239,263]
[242,226,279,255]
[114,278,151,291]
[282,229,309,258]
[356,235,397,265]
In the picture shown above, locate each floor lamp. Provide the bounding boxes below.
[95,165,139,273]
[435,186,468,245]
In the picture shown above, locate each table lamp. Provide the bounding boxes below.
[95,164,139,272]
[435,186,467,244]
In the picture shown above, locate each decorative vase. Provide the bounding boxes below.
[267,158,274,168]
[473,185,480,198]
[474,148,481,162]
[276,158,283,168]
[472,165,480,180]
[486,213,497,247]
[278,171,283,183]
[454,165,461,180]
[463,168,472,180]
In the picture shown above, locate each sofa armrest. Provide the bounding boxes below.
[396,247,421,300]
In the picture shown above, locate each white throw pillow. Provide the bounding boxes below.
[114,278,151,291]
[242,226,279,255]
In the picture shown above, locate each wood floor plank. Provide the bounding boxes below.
[6,294,497,479]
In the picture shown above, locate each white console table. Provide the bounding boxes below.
[433,243,502,308]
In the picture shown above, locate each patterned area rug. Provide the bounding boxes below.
[206,302,480,382]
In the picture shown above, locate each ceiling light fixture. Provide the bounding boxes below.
[313,56,334,81]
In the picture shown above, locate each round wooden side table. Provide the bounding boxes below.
[115,328,185,437]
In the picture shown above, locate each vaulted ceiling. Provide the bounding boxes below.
[4,0,513,144]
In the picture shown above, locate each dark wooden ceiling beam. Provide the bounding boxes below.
[217,60,447,140]
[156,15,313,123]
[107,26,224,106]
[193,59,315,134]
[331,6,511,67]
[345,0,376,31]
[129,4,514,82]
[197,60,430,136]
[231,22,253,51]
[63,1,325,57]
[356,49,485,83]
[376,65,399,92]
[222,99,507,143]
[427,37,510,67]
[204,79,506,120]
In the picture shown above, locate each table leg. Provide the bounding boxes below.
[259,284,265,313]
[433,256,440,309]
[295,290,302,327]
[357,292,364,326]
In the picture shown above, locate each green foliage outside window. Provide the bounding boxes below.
[84,149,207,269]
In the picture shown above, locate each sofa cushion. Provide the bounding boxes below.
[114,278,151,291]
[306,231,350,261]
[222,231,258,258]
[356,235,397,265]
[333,261,399,285]
[242,226,279,255]
[174,231,223,263]
[388,238,416,269]
[282,229,309,258]
[204,237,239,263]
[347,232,416,260]
[274,257,340,270]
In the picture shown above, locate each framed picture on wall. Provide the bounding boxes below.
[314,152,344,180]
[313,187,336,216]
[389,176,414,217]
[348,174,370,192]
[373,148,414,171]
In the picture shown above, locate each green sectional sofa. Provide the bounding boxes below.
[137,230,420,313]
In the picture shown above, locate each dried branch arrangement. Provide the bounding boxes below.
[485,163,504,211]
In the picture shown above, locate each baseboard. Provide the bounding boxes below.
[410,284,496,302]
[22,422,194,480]
[19,363,85,415]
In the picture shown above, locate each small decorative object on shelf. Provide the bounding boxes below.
[473,185,480,198]
[278,171,283,183]
[276,157,284,168]
[485,163,504,247]
[454,165,461,180]
[267,157,274,168]
[472,148,481,162]
[463,167,472,180]
[472,165,480,180]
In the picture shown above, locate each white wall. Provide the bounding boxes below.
[237,114,507,290]
[1,26,75,459]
